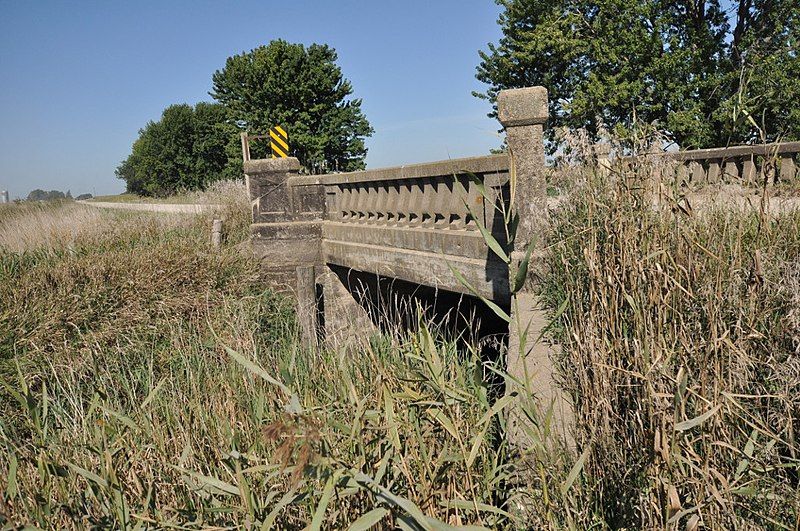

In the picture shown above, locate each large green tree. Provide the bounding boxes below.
[210,40,373,172]
[116,103,239,196]
[476,0,800,149]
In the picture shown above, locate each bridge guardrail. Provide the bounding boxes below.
[610,141,800,185]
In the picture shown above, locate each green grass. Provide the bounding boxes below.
[0,202,522,529]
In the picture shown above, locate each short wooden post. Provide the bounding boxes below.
[296,265,318,348]
[211,219,223,247]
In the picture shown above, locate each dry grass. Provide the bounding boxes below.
[2,158,799,528]
[0,198,513,529]
[536,152,800,528]
[0,202,109,253]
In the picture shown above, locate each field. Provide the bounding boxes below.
[1,166,799,529]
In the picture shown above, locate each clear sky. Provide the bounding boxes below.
[0,0,504,198]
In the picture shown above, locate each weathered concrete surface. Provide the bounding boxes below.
[499,86,574,446]
[296,265,319,348]
[317,265,377,347]
[322,154,509,185]
[497,86,548,128]
[621,140,800,186]
[246,157,323,295]
[243,87,572,443]
[320,155,511,301]
[251,221,322,290]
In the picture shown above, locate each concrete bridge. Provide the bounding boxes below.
[244,86,546,332]
[242,85,800,439]
[242,86,564,435]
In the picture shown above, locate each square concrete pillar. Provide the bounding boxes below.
[498,86,573,446]
[245,157,323,293]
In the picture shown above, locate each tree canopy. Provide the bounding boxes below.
[116,102,239,196]
[117,40,372,195]
[476,0,800,149]
[26,189,71,202]
[211,40,373,173]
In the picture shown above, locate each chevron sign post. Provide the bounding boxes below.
[269,125,289,158]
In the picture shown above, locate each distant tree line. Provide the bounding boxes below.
[25,190,92,202]
[117,40,373,197]
[26,189,72,202]
[477,0,800,149]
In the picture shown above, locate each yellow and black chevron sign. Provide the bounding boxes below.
[269,125,289,158]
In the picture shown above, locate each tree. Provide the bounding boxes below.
[116,103,239,196]
[476,0,800,150]
[211,40,373,172]
[26,189,67,201]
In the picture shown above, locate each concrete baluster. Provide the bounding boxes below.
[689,161,705,184]
[723,159,740,181]
[707,160,721,184]
[780,155,797,183]
[741,156,757,184]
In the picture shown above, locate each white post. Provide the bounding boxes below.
[211,219,223,247]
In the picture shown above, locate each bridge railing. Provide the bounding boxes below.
[243,86,571,440]
[672,141,799,184]
[610,141,800,185]
[312,155,511,300]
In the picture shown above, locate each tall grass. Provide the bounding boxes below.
[2,164,798,528]
[538,159,800,528]
[0,202,111,253]
[0,200,517,529]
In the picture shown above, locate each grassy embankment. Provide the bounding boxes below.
[88,181,247,205]
[1,164,799,528]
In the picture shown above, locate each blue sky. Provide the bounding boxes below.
[0,1,504,198]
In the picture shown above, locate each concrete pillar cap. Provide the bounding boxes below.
[497,86,548,127]
[244,157,301,174]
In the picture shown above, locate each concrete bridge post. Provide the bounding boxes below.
[497,87,574,444]
[244,157,325,344]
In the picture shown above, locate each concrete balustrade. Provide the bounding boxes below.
[244,86,565,442]
[609,141,800,185]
